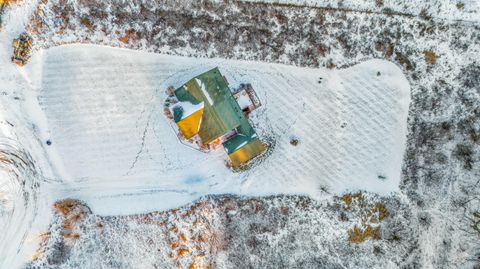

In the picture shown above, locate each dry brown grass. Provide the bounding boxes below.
[80,17,94,31]
[182,201,207,218]
[348,225,381,243]
[395,52,414,70]
[164,200,223,267]
[340,192,364,208]
[52,199,89,246]
[424,50,437,65]
[64,233,80,240]
[371,202,389,223]
[177,248,189,257]
[179,234,187,242]
[53,199,79,215]
[38,232,51,242]
[326,61,336,69]
[118,29,138,44]
[338,193,389,244]
[31,250,44,262]
[189,256,210,269]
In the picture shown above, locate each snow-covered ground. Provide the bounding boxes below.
[1,0,478,268]
[0,0,413,262]
[0,42,410,267]
[0,2,66,268]
[22,44,410,216]
[244,0,480,22]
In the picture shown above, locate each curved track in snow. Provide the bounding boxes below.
[0,140,40,267]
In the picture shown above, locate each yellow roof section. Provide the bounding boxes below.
[177,108,204,139]
[0,0,17,4]
[228,139,265,168]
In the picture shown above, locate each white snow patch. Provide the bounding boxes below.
[195,78,214,105]
[171,101,204,120]
[236,94,252,110]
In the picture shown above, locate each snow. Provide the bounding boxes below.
[195,78,214,105]
[245,0,480,23]
[0,3,63,269]
[0,0,478,267]
[18,44,410,217]
[236,94,252,110]
[171,101,204,120]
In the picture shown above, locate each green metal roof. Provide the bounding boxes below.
[174,86,200,107]
[173,67,265,165]
[174,67,244,144]
[223,119,258,154]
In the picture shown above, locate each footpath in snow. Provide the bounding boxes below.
[22,44,411,215]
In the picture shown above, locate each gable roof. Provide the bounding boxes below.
[174,68,244,144]
[227,138,265,168]
[175,106,204,139]
[173,67,265,167]
[223,119,265,168]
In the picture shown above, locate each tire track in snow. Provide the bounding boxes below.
[0,140,42,268]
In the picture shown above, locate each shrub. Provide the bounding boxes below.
[424,50,437,65]
[348,225,381,243]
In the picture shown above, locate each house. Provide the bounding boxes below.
[167,68,265,168]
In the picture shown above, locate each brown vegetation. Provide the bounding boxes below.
[163,200,225,268]
[177,248,189,257]
[0,0,17,5]
[118,29,139,44]
[348,225,381,243]
[80,17,94,31]
[52,199,90,246]
[424,50,437,65]
[395,52,414,70]
[340,192,364,208]
[189,255,209,269]
[54,199,80,215]
[375,0,384,7]
[338,192,389,244]
[371,203,389,222]
[31,250,44,262]
[290,138,299,146]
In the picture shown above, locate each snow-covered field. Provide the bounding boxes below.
[22,44,410,216]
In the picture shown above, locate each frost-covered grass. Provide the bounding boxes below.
[27,194,417,269]
[243,0,480,22]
